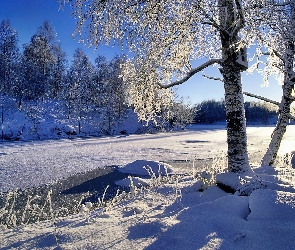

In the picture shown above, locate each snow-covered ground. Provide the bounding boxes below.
[1,125,295,249]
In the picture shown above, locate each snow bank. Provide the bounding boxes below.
[248,189,295,223]
[118,160,173,176]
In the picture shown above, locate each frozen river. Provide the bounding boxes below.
[1,125,295,192]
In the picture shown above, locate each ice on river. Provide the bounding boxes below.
[1,125,295,192]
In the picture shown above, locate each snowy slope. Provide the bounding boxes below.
[1,161,294,249]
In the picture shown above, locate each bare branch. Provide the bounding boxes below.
[243,92,280,106]
[202,72,224,82]
[158,59,222,89]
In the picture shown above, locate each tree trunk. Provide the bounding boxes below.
[261,43,295,167]
[219,0,251,173]
[220,60,251,173]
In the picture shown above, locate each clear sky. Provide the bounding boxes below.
[0,0,283,105]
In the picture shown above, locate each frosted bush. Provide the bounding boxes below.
[0,189,55,228]
[273,152,293,169]
[192,152,228,191]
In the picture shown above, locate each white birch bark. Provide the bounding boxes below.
[219,0,251,173]
[260,2,295,166]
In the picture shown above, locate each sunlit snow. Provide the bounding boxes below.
[1,125,295,249]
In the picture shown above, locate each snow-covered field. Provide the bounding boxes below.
[1,125,295,249]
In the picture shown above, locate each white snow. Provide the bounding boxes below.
[216,172,242,190]
[115,176,150,187]
[1,125,295,249]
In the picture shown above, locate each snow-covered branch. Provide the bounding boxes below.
[243,92,280,106]
[158,59,222,89]
[202,72,224,82]
[261,50,284,62]
[196,4,225,32]
[243,91,295,121]
[235,0,245,25]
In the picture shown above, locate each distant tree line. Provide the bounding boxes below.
[194,99,278,124]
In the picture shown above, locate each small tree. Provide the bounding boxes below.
[94,55,128,134]
[50,43,68,99]
[22,35,55,101]
[167,97,194,128]
[37,21,68,99]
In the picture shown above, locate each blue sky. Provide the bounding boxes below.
[0,0,283,104]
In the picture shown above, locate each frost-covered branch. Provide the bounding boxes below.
[158,59,222,89]
[202,72,224,82]
[195,3,225,32]
[243,92,280,106]
[243,91,295,120]
[235,0,246,25]
[261,50,284,62]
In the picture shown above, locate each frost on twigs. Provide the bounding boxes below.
[121,57,173,124]
[62,0,225,123]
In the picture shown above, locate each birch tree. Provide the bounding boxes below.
[37,21,68,99]
[245,0,295,166]
[59,0,253,173]
[22,35,55,100]
[67,48,95,131]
